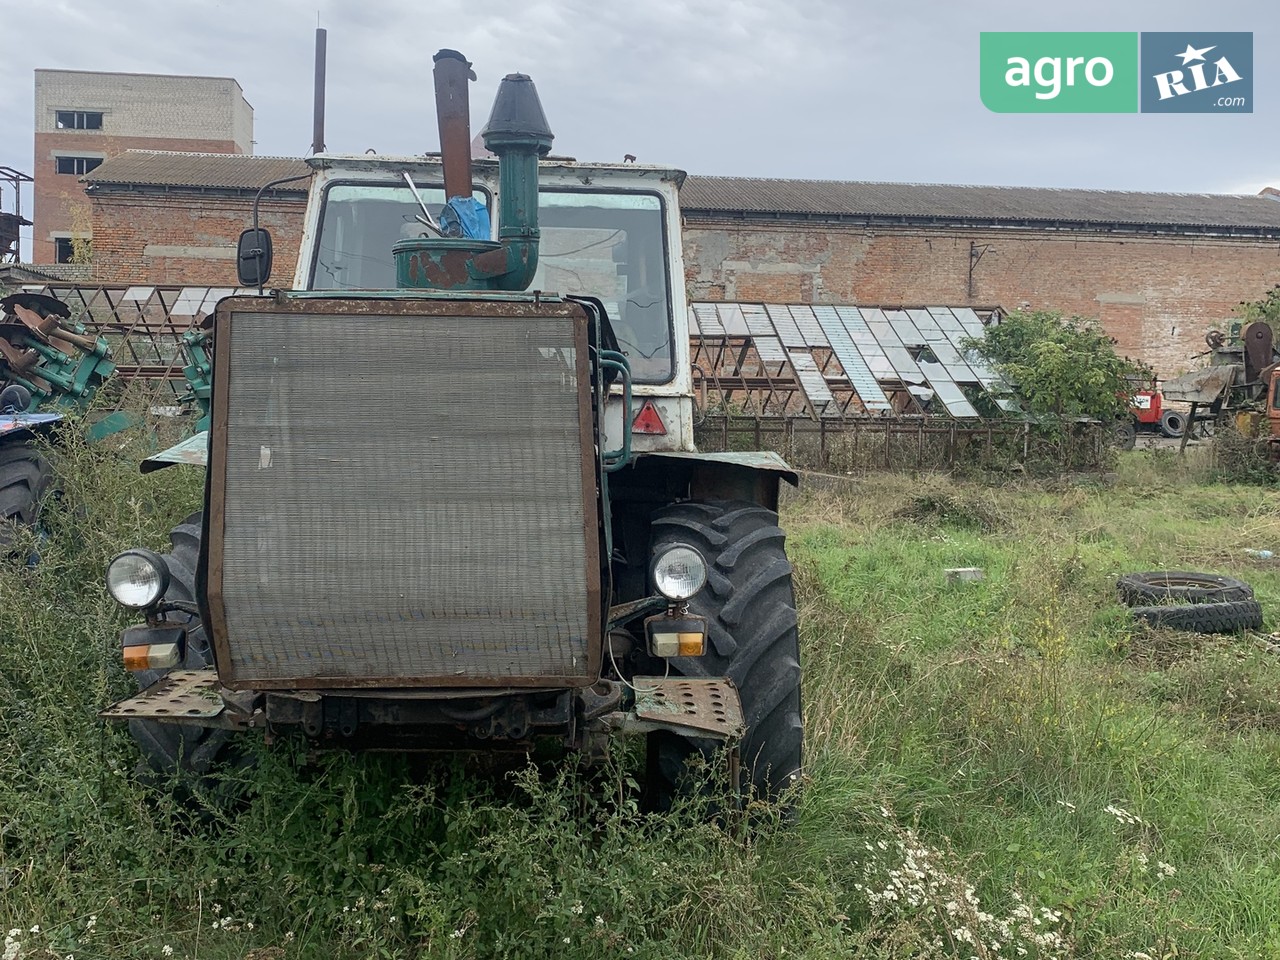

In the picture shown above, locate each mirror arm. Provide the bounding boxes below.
[249,173,313,293]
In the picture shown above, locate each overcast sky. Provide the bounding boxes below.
[1,0,1276,256]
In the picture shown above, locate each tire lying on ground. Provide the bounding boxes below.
[127,511,234,777]
[1117,571,1254,607]
[1159,409,1186,438]
[1130,599,1263,634]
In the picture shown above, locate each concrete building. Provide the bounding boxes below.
[33,70,253,264]
[78,150,1280,379]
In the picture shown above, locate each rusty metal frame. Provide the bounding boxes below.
[206,293,605,691]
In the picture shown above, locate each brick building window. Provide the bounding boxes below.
[53,237,90,264]
[54,156,102,176]
[55,110,103,130]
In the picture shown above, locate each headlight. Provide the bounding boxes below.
[105,548,171,609]
[651,545,707,601]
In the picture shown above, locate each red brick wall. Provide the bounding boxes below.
[89,192,305,285]
[33,132,244,263]
[683,218,1280,378]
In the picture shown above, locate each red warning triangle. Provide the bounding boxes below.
[631,399,667,435]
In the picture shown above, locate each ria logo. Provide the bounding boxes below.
[1140,33,1252,112]
[980,31,1255,114]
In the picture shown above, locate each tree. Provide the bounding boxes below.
[965,309,1145,422]
[1235,284,1280,341]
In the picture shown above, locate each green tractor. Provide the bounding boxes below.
[101,52,802,805]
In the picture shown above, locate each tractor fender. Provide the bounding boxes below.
[635,450,797,510]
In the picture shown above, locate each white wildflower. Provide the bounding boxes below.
[571,901,584,916]
[449,929,465,940]
[85,917,97,932]
[562,937,571,944]
[163,947,174,957]
[28,926,38,935]
[1104,803,1143,825]
[1158,861,1176,877]
[595,915,605,927]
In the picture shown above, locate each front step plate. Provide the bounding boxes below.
[632,677,745,739]
[101,668,236,724]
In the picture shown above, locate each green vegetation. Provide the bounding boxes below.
[3,435,1280,958]
[1236,283,1280,341]
[967,309,1146,422]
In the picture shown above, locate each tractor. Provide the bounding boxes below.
[100,51,804,806]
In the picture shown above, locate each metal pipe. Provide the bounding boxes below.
[432,49,475,200]
[311,28,327,155]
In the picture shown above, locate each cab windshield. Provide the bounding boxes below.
[310,182,674,382]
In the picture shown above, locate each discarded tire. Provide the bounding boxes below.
[1117,571,1254,606]
[1158,409,1186,438]
[1113,419,1137,450]
[1130,599,1263,634]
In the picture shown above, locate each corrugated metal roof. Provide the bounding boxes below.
[80,153,1280,232]
[681,175,1280,231]
[83,152,311,192]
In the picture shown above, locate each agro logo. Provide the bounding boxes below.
[1140,33,1252,112]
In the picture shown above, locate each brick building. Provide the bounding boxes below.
[78,151,1280,378]
[33,70,253,264]
[681,179,1280,377]
[84,152,306,284]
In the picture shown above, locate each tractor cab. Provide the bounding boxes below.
[288,154,695,455]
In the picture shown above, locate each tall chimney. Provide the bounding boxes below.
[311,28,327,155]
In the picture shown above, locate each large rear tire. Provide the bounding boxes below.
[127,512,227,776]
[0,440,54,554]
[645,500,803,808]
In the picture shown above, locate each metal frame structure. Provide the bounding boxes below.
[690,302,1012,422]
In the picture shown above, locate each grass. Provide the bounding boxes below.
[2,436,1280,958]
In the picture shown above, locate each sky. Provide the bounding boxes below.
[1,0,1277,258]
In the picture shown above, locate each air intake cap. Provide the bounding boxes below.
[481,73,554,155]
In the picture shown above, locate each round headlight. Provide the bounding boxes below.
[652,545,708,601]
[105,548,170,609]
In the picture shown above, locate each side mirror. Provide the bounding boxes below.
[237,228,273,287]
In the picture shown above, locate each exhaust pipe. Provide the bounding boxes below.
[392,52,553,292]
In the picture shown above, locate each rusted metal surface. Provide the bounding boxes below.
[140,430,209,472]
[1161,365,1237,403]
[632,677,745,739]
[206,294,604,691]
[1242,321,1275,385]
[99,669,245,726]
[433,49,477,200]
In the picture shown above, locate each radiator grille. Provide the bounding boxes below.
[210,303,598,686]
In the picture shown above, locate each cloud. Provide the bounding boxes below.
[2,0,1277,257]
